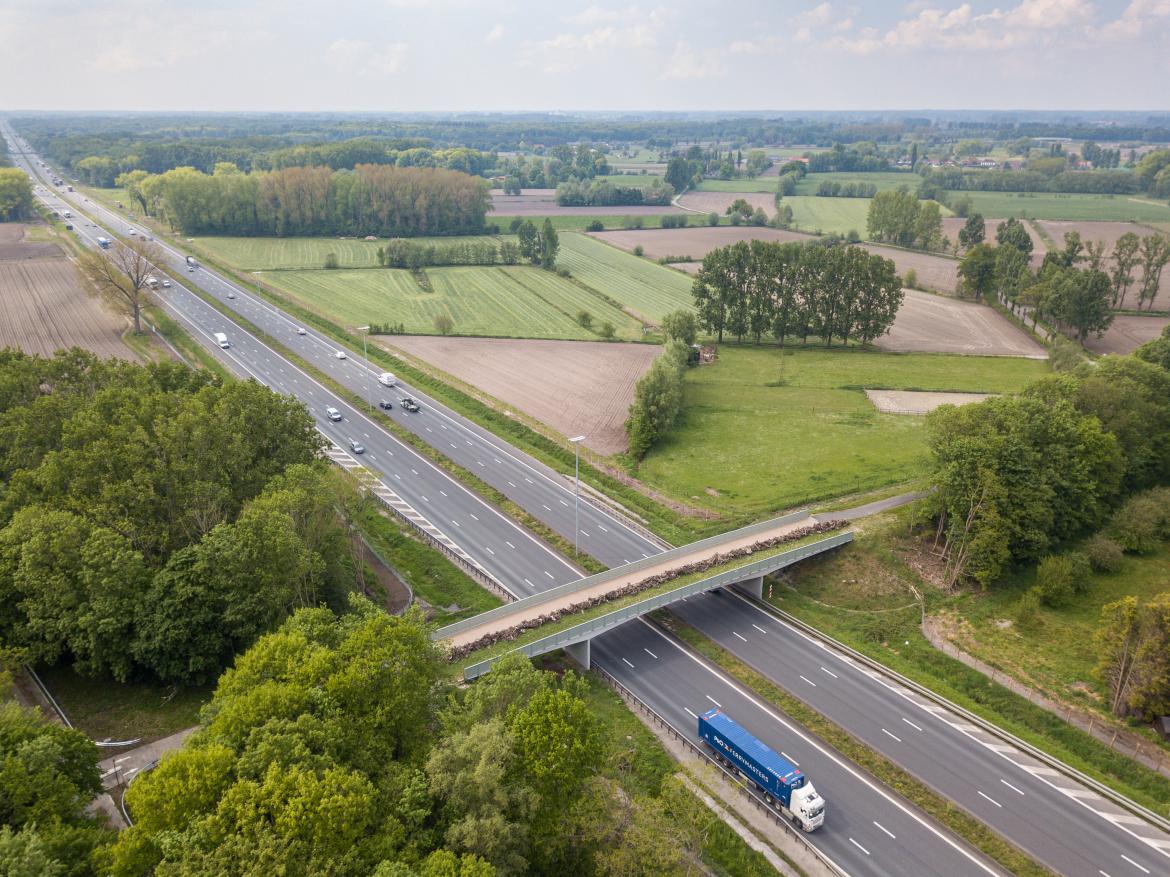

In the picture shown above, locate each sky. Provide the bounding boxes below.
[3,0,1169,112]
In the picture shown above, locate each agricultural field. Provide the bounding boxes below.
[677,191,775,217]
[877,290,1046,357]
[262,264,643,341]
[635,345,1048,520]
[961,191,1170,224]
[940,217,1047,266]
[387,336,660,455]
[792,172,918,196]
[694,178,780,194]
[785,196,873,236]
[1085,315,1169,355]
[491,188,682,216]
[863,243,959,294]
[189,235,503,271]
[1035,220,1170,310]
[591,226,811,263]
[557,233,693,322]
[0,223,136,360]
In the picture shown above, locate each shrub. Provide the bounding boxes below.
[1049,336,1085,373]
[707,212,719,226]
[633,245,644,257]
[433,313,454,335]
[557,266,571,277]
[1034,553,1089,607]
[1109,492,1169,553]
[585,220,604,232]
[598,322,616,340]
[1014,588,1043,629]
[903,268,918,289]
[621,216,644,230]
[729,213,742,226]
[1086,534,1124,573]
[323,252,339,269]
[576,310,593,329]
[846,229,861,243]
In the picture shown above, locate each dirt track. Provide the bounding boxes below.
[878,290,1047,358]
[865,389,994,415]
[382,336,659,455]
[0,223,134,360]
[1085,314,1169,355]
[491,189,684,217]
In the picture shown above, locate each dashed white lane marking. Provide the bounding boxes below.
[881,728,902,743]
[439,489,447,496]
[581,529,590,538]
[902,717,924,732]
[706,695,722,707]
[421,495,429,503]
[543,570,555,579]
[874,821,896,840]
[523,578,534,588]
[469,512,479,521]
[484,546,495,556]
[449,518,459,527]
[508,481,515,487]
[525,477,533,483]
[542,504,552,511]
[977,791,1002,808]
[505,541,515,549]
[1120,854,1149,874]
[799,675,816,687]
[733,631,748,642]
[781,751,798,766]
[1000,779,1025,796]
[622,658,635,669]
[410,468,418,475]
[684,707,699,719]
[1099,869,1113,877]
[559,499,569,507]
[849,838,870,856]
[598,525,608,532]
[752,624,767,634]
[644,648,658,659]
[820,666,838,679]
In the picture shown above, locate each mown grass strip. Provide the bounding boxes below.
[657,612,1055,877]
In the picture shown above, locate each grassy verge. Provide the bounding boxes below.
[568,661,788,877]
[774,516,1170,818]
[657,614,1054,877]
[142,305,233,378]
[35,664,210,744]
[350,500,502,624]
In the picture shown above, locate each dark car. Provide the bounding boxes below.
[399,397,420,412]
[378,399,393,410]
[348,439,365,454]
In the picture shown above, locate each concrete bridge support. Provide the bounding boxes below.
[566,639,591,671]
[730,575,764,600]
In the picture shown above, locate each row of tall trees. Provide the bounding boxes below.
[554,178,674,207]
[625,341,689,461]
[123,163,491,237]
[0,350,350,686]
[921,167,1138,194]
[865,189,943,250]
[691,240,903,346]
[377,239,515,269]
[815,180,878,198]
[927,352,1170,588]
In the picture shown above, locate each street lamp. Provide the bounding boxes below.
[569,435,586,558]
[356,326,372,413]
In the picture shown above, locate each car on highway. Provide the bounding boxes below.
[188,265,195,272]
[400,396,420,412]
[378,399,393,410]
[377,372,397,387]
[227,292,235,299]
[348,439,365,454]
[296,327,307,335]
[162,279,171,288]
[334,350,347,360]
[128,228,136,235]
[325,406,342,421]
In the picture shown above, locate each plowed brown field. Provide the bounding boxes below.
[1036,221,1170,310]
[383,336,659,454]
[0,224,134,360]
[490,189,684,217]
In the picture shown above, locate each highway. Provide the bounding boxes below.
[8,124,1169,876]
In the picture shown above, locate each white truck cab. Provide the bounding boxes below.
[213,332,230,348]
[789,783,825,832]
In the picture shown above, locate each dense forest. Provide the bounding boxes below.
[126,163,491,237]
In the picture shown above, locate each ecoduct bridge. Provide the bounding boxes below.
[433,510,852,680]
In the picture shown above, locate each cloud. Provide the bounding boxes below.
[522,6,667,73]
[1102,0,1170,39]
[661,40,725,80]
[792,2,834,29]
[485,23,505,43]
[327,39,409,75]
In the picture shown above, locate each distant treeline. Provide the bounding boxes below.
[922,167,1139,195]
[816,180,878,198]
[375,238,516,268]
[131,164,490,237]
[555,178,674,207]
[806,143,894,173]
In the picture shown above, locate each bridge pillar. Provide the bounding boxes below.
[565,639,591,671]
[730,575,764,600]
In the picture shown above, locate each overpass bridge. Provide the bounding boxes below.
[433,510,853,679]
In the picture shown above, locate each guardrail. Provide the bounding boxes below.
[437,508,812,642]
[462,532,853,680]
[749,595,1170,835]
[595,664,847,877]
[23,665,141,749]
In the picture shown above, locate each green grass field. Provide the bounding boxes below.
[793,172,919,196]
[190,235,501,271]
[593,173,665,186]
[636,346,1049,521]
[498,214,731,232]
[558,233,694,322]
[694,178,778,194]
[262,265,643,340]
[962,191,1170,223]
[785,196,873,236]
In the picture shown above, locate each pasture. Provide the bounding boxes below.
[491,188,682,217]
[961,191,1170,223]
[635,345,1049,520]
[786,196,872,236]
[190,235,500,271]
[557,233,694,322]
[695,178,779,194]
[792,172,917,196]
[261,265,643,341]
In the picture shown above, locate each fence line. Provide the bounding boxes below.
[594,664,847,877]
[922,619,1170,779]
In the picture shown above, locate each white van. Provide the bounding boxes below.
[377,372,397,387]
[213,332,230,348]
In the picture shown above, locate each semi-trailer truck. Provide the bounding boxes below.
[699,708,825,832]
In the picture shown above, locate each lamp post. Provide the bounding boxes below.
[569,435,586,558]
[356,326,371,413]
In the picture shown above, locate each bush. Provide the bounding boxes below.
[729,213,742,226]
[707,212,719,226]
[1086,534,1124,573]
[633,245,644,257]
[323,252,339,269]
[1034,553,1089,607]
[598,322,616,340]
[586,220,604,232]
[1014,588,1043,629]
[621,216,644,230]
[846,229,861,243]
[903,268,918,289]
[576,310,593,329]
[1109,491,1170,553]
[557,266,571,278]
[1049,335,1085,373]
[433,313,454,335]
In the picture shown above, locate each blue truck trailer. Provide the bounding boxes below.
[699,708,825,831]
